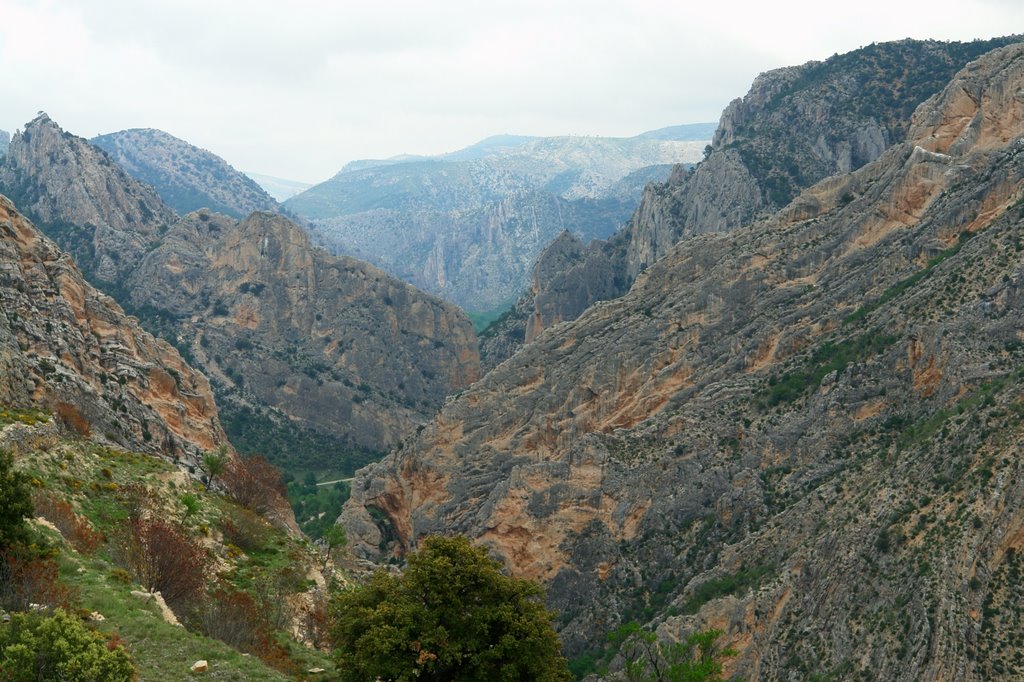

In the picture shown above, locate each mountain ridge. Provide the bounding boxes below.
[478,35,1024,369]
[342,40,1024,679]
[91,127,280,219]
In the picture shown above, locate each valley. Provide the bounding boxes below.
[1,24,1023,682]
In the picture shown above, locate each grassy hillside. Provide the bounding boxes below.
[1,409,337,680]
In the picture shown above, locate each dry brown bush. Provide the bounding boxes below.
[31,491,103,555]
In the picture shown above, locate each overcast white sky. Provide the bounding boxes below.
[0,1,1020,183]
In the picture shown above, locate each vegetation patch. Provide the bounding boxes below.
[759,332,896,407]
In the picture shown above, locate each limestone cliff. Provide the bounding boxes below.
[0,114,176,284]
[344,42,1024,680]
[0,113,481,459]
[0,194,226,467]
[492,36,1022,365]
[92,128,280,219]
[129,210,480,452]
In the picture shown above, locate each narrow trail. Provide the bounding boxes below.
[316,477,355,486]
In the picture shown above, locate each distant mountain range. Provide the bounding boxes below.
[91,128,279,219]
[242,171,313,201]
[285,126,713,310]
[0,129,8,156]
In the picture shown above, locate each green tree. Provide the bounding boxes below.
[329,535,571,682]
[320,524,347,570]
[0,609,135,681]
[0,448,33,551]
[179,492,200,523]
[201,445,228,490]
[612,622,736,682]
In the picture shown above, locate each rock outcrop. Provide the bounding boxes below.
[488,36,1023,366]
[92,128,280,219]
[0,194,226,466]
[129,209,480,452]
[344,42,1024,679]
[0,114,176,284]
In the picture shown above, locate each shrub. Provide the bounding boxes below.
[110,517,207,614]
[219,507,272,553]
[54,402,90,437]
[223,455,287,515]
[191,583,294,675]
[0,609,134,681]
[0,449,33,551]
[31,491,103,555]
[0,551,74,612]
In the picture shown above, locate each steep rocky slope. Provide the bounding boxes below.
[288,132,707,310]
[343,42,1024,680]
[0,114,176,285]
[128,209,479,453]
[482,36,1022,368]
[92,128,280,219]
[0,114,480,461]
[0,194,225,467]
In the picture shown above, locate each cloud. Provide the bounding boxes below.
[0,0,1020,181]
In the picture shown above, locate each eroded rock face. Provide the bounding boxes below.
[91,128,280,219]
[0,114,176,284]
[0,195,225,466]
[490,36,1023,365]
[0,113,481,456]
[129,210,480,451]
[344,43,1024,679]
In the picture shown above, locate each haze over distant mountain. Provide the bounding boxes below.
[91,128,280,219]
[344,40,1024,678]
[286,128,711,310]
[243,171,313,202]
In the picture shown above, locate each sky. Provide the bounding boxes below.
[0,1,1021,183]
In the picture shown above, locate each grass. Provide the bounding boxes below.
[54,546,294,681]
[7,413,337,680]
[0,406,49,426]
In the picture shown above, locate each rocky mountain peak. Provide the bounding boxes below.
[0,114,176,284]
[480,36,1024,370]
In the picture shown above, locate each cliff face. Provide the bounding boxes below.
[344,42,1024,679]
[0,195,225,466]
[0,114,176,284]
[129,210,480,452]
[493,37,1023,363]
[0,114,481,457]
[92,128,280,219]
